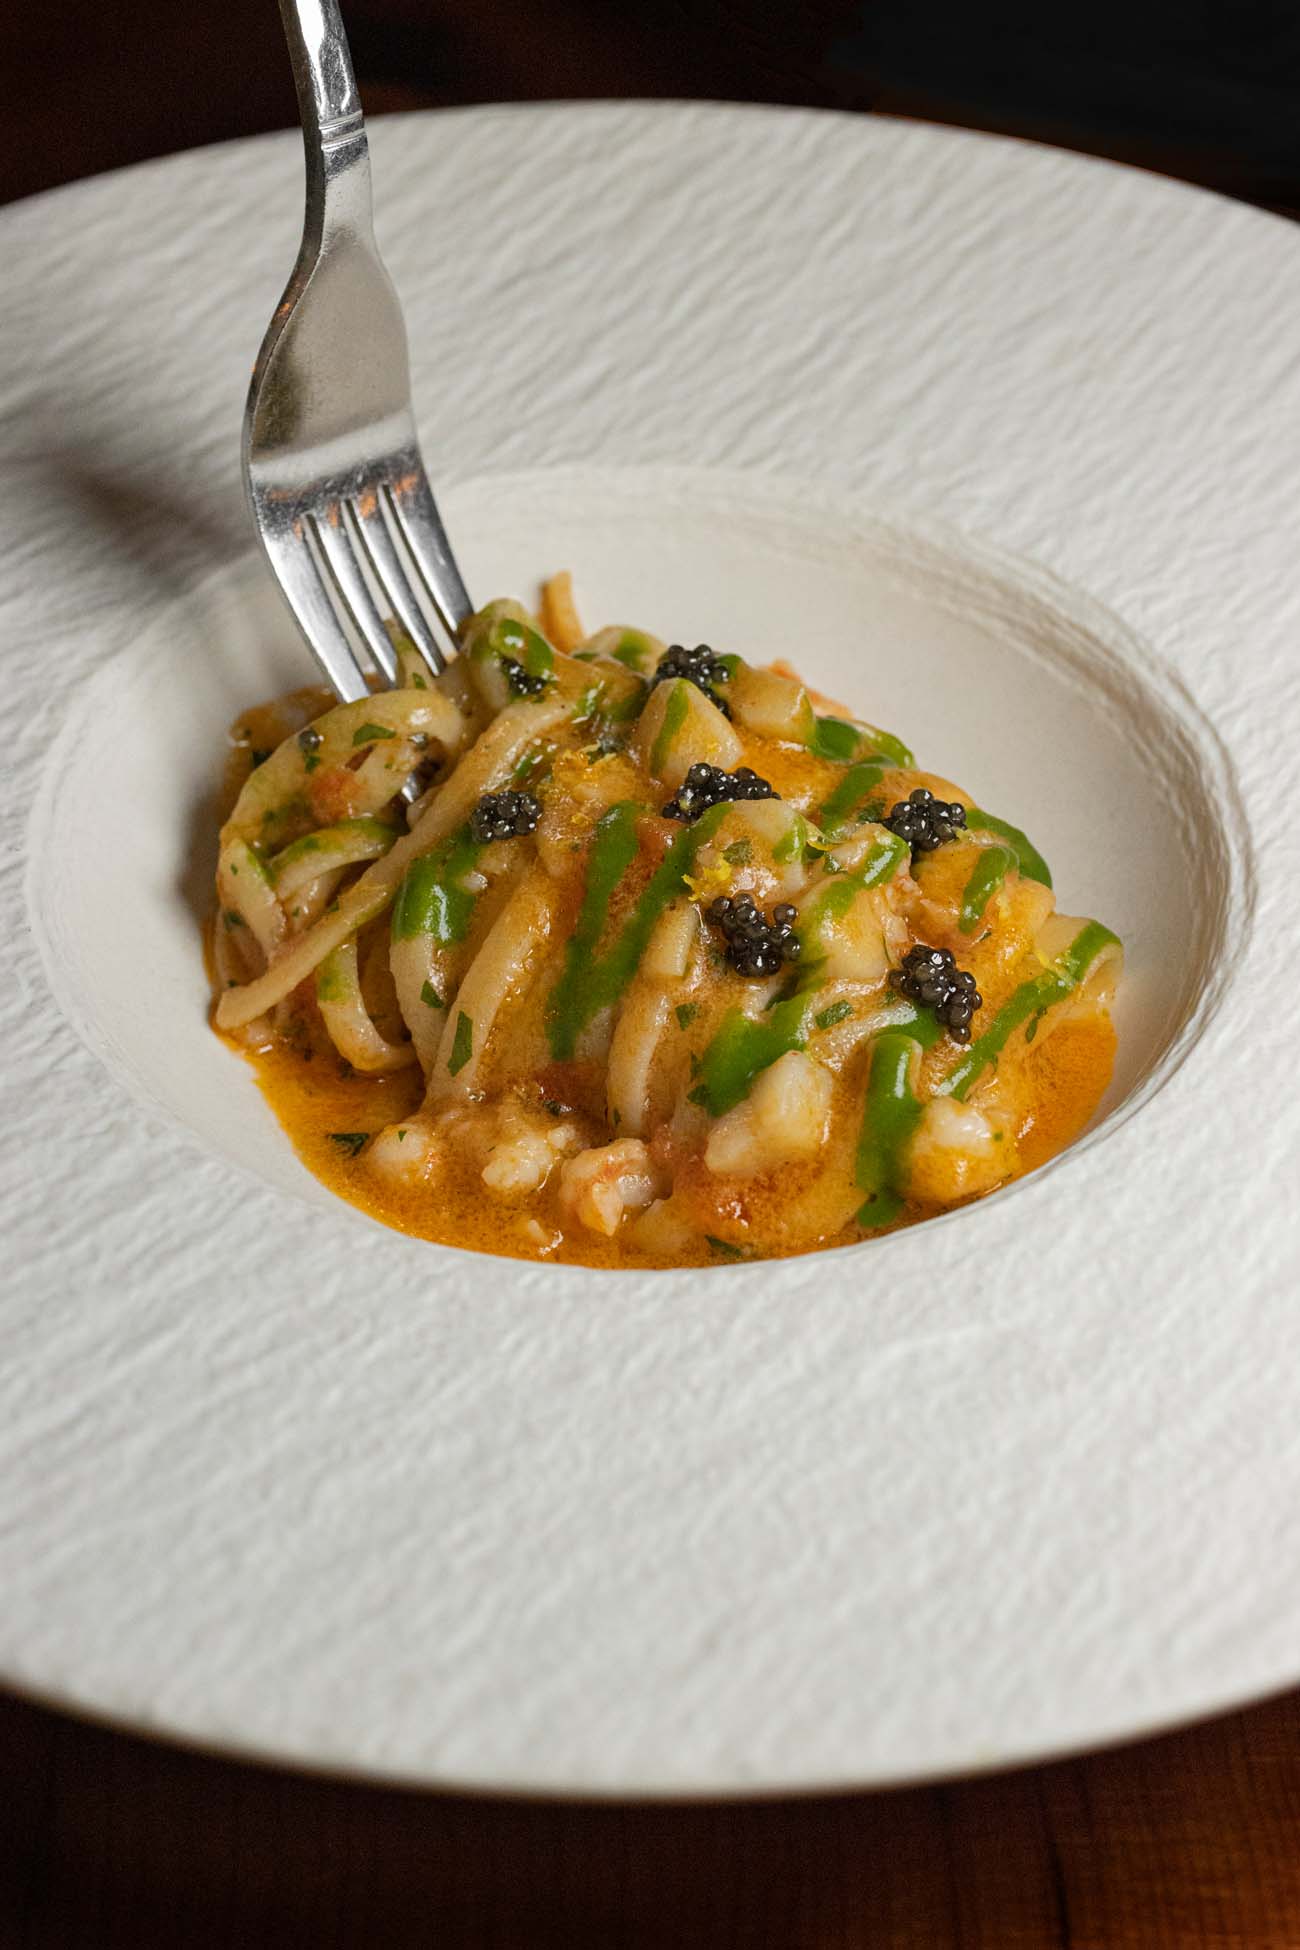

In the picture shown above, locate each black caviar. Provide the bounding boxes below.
[884,787,967,855]
[663,762,778,823]
[707,895,802,978]
[469,789,542,844]
[652,643,732,715]
[890,944,981,1042]
[501,655,549,698]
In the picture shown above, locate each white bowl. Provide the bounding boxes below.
[1,104,1294,1795]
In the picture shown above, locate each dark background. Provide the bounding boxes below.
[8,4,1300,1943]
[5,0,1300,215]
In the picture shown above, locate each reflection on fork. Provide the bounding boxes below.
[244,0,473,710]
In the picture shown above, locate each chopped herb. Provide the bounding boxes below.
[814,1000,854,1031]
[327,1132,368,1159]
[304,754,321,773]
[705,1235,744,1260]
[222,909,245,929]
[722,838,753,866]
[448,1010,474,1076]
[410,673,427,689]
[352,722,397,746]
[688,1050,702,1078]
[675,1002,699,1029]
[397,1129,408,1141]
[420,979,445,1010]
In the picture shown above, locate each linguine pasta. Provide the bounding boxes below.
[210,577,1121,1268]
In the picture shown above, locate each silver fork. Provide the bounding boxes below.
[244,0,472,705]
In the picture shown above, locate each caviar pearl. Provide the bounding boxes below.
[890,944,982,1042]
[469,789,543,844]
[651,643,732,715]
[884,787,966,855]
[707,894,802,978]
[663,762,778,823]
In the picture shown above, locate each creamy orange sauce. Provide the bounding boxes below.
[227,970,1116,1270]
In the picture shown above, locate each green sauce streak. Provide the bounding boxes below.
[939,920,1120,1101]
[772,812,809,863]
[613,631,657,674]
[799,834,908,958]
[809,716,860,763]
[690,994,815,1116]
[855,1031,926,1229]
[545,802,643,1059]
[958,844,1017,934]
[600,678,648,724]
[810,717,914,768]
[315,946,354,1006]
[818,759,893,837]
[650,680,691,775]
[966,809,1052,888]
[547,801,731,1060]
[391,827,484,943]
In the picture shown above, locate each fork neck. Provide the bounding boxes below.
[278,0,374,241]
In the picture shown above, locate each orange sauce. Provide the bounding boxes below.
[234,1010,1116,1269]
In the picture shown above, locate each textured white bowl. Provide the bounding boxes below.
[1,104,1297,1795]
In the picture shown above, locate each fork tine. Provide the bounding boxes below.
[261,519,374,704]
[384,471,474,640]
[346,492,447,673]
[311,507,400,684]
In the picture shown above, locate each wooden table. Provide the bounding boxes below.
[7,1682,1300,1945]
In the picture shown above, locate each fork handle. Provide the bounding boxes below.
[278,0,371,225]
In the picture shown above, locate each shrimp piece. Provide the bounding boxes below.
[558,1138,664,1237]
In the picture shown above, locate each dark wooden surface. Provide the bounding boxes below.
[9,1683,1300,1946]
[7,4,1300,1941]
